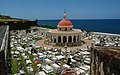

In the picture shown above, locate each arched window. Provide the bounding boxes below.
[63,36,67,43]
[59,28,61,30]
[58,36,61,43]
[65,28,67,31]
[77,35,79,41]
[73,36,76,42]
[68,36,72,43]
[54,38,56,43]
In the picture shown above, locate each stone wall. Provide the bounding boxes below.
[0,20,37,30]
[0,26,9,75]
[90,47,120,75]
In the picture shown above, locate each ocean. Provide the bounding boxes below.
[37,19,120,34]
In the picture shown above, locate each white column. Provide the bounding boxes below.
[79,34,81,41]
[53,35,54,42]
[53,36,55,43]
[51,35,52,42]
[56,36,58,43]
[72,36,74,43]
[61,36,63,43]
[76,35,77,42]
[67,36,68,43]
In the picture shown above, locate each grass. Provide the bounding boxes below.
[11,51,39,75]
[0,18,21,22]
[60,60,65,65]
[11,58,19,75]
[26,52,38,74]
[48,72,53,75]
[11,47,19,75]
[11,46,42,75]
[19,53,29,75]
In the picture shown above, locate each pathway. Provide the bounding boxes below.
[35,39,93,51]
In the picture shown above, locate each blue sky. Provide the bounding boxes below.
[0,0,120,20]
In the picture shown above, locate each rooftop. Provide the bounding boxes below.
[58,11,73,27]
[58,19,72,27]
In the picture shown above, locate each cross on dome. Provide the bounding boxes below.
[63,10,67,19]
[58,11,73,27]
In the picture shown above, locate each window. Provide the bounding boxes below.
[65,28,67,31]
[59,28,61,30]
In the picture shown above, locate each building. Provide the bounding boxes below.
[0,25,10,75]
[49,11,82,46]
[90,47,120,75]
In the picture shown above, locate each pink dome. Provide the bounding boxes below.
[58,19,72,26]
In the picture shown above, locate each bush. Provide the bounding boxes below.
[37,24,56,29]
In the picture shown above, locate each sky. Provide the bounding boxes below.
[0,0,120,20]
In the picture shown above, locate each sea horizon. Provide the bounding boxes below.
[37,18,120,20]
[38,19,120,34]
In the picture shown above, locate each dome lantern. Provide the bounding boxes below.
[63,11,67,19]
[58,11,73,27]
